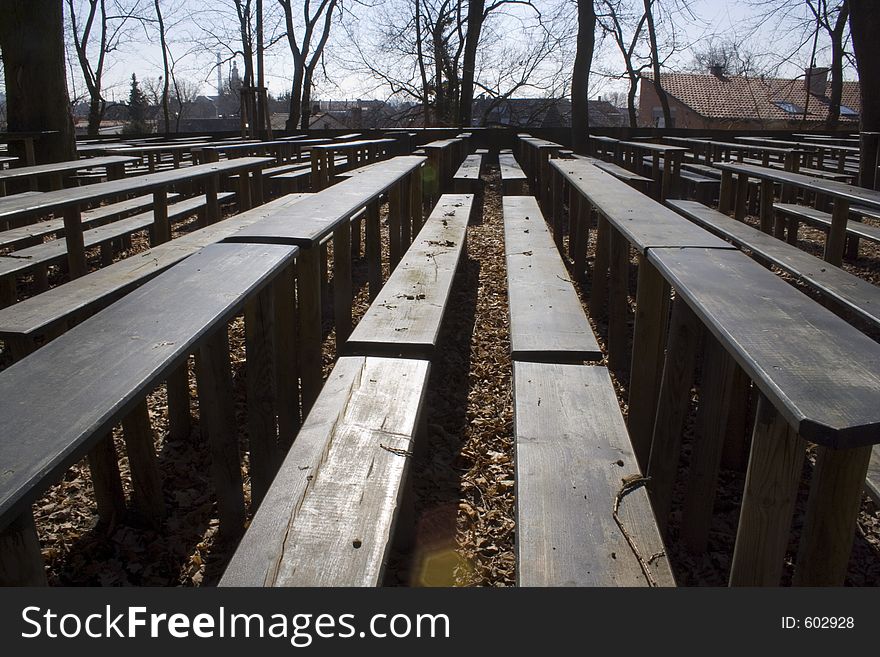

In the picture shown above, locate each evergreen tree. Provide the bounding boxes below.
[124,73,150,134]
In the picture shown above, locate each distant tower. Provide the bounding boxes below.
[216,53,222,95]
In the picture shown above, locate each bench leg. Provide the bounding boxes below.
[607,228,631,375]
[389,181,403,271]
[366,201,383,300]
[409,169,423,234]
[572,192,589,282]
[245,286,279,508]
[196,327,246,537]
[792,444,872,586]
[786,218,799,245]
[206,174,221,224]
[33,265,49,294]
[297,246,323,417]
[87,434,127,525]
[759,180,775,234]
[166,361,191,441]
[719,170,733,214]
[121,399,166,528]
[152,190,170,245]
[400,176,413,249]
[824,199,849,267]
[62,205,88,279]
[333,221,353,351]
[351,214,362,260]
[0,276,16,308]
[646,297,703,534]
[733,173,749,222]
[680,338,738,554]
[551,169,564,251]
[568,186,580,262]
[590,214,610,322]
[720,364,752,472]
[729,394,805,586]
[628,258,670,471]
[273,263,300,453]
[0,512,47,585]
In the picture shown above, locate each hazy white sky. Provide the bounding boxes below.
[53,0,858,105]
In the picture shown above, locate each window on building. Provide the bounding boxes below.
[772,101,805,114]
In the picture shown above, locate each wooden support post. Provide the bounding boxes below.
[824,199,850,267]
[759,180,775,234]
[273,263,300,452]
[152,189,170,245]
[237,170,253,210]
[680,339,738,554]
[195,327,246,536]
[166,361,191,441]
[628,258,671,471]
[251,169,264,206]
[729,395,805,586]
[205,173,220,223]
[62,204,88,279]
[86,434,126,525]
[409,169,423,233]
[792,444,872,586]
[366,201,382,300]
[244,286,278,508]
[646,297,702,534]
[297,246,323,416]
[0,512,47,585]
[572,191,589,281]
[733,173,749,222]
[121,399,165,528]
[399,176,413,249]
[607,228,631,375]
[351,214,362,260]
[590,214,610,322]
[551,168,564,250]
[333,221,353,350]
[568,186,580,262]
[389,181,403,270]
[719,170,733,214]
[720,364,752,472]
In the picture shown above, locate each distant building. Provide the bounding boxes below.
[638,67,860,129]
[471,97,627,128]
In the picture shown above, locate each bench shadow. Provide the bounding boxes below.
[385,254,480,587]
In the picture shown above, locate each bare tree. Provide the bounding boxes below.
[596,0,648,127]
[65,0,143,136]
[571,0,596,151]
[804,0,850,128]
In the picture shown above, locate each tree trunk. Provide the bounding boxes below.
[571,0,596,152]
[644,0,671,127]
[154,0,171,137]
[849,0,880,188]
[300,69,313,131]
[627,73,639,127]
[457,0,483,128]
[0,0,76,163]
[826,0,849,130]
[87,95,103,137]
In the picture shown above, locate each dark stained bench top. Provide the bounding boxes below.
[0,155,139,184]
[551,159,733,254]
[226,155,425,247]
[0,241,298,531]
[668,199,880,331]
[648,246,880,448]
[0,157,273,226]
[0,194,312,340]
[503,196,601,362]
[773,202,880,244]
[514,361,675,586]
[576,155,653,184]
[343,194,473,359]
[220,355,430,586]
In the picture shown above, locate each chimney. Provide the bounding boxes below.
[804,66,829,97]
[708,64,724,78]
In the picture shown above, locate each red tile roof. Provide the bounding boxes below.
[641,72,860,122]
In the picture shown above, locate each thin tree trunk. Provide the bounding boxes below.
[849,0,880,188]
[571,0,596,152]
[0,0,76,163]
[826,0,849,129]
[154,0,171,137]
[644,0,671,127]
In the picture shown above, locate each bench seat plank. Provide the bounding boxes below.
[647,247,880,448]
[0,242,298,530]
[774,202,880,245]
[551,159,732,254]
[503,196,601,362]
[344,194,473,359]
[0,194,312,340]
[669,199,880,331]
[514,361,675,586]
[220,355,430,586]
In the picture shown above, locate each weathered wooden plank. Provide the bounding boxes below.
[220,356,430,586]
[344,194,473,360]
[514,361,675,587]
[648,247,880,448]
[0,512,47,586]
[502,196,601,363]
[0,242,297,532]
[121,399,165,528]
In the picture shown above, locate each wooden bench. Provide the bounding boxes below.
[344,194,473,359]
[503,195,601,363]
[575,155,652,193]
[0,193,312,360]
[0,193,236,306]
[453,153,482,193]
[219,355,429,586]
[773,201,880,248]
[646,246,880,585]
[0,155,138,196]
[0,241,298,584]
[514,360,675,586]
[499,152,528,195]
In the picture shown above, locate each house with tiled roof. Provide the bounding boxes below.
[639,67,860,130]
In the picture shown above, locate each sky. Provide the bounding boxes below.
[3,0,858,107]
